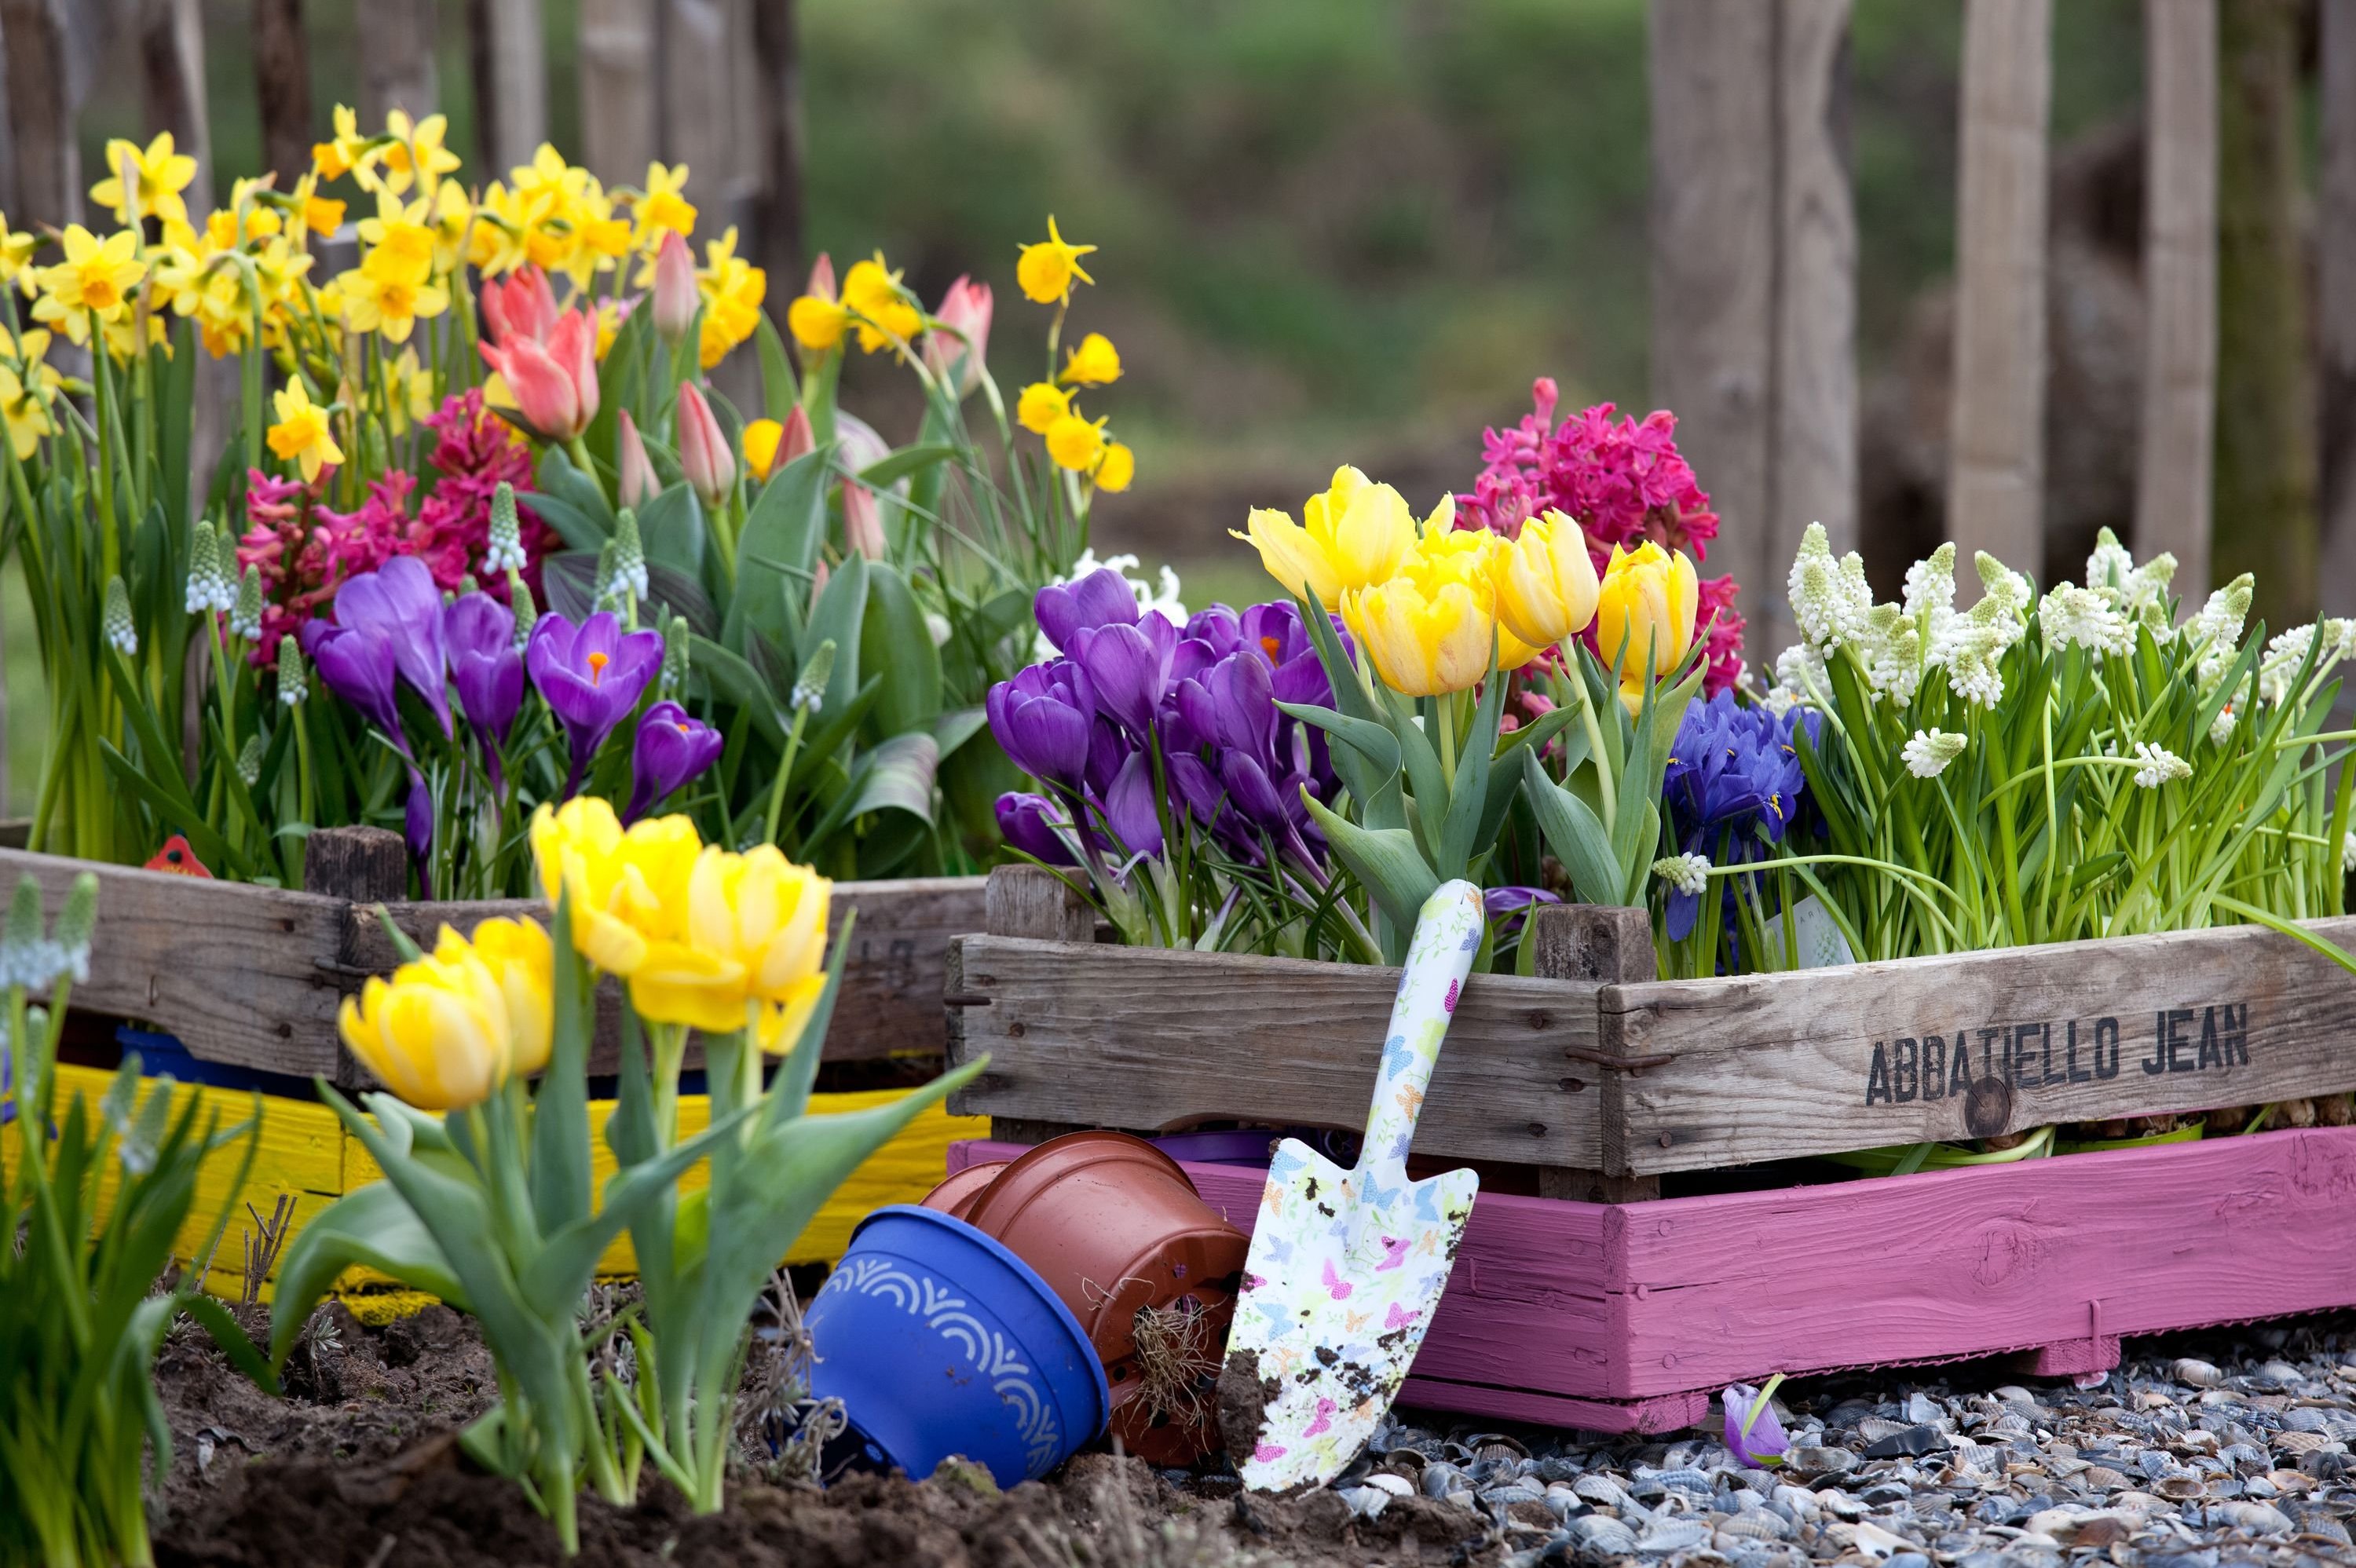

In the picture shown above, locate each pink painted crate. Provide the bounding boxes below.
[950,1125,2356,1434]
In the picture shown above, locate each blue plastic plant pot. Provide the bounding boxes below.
[806,1204,1110,1488]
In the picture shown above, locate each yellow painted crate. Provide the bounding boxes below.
[9,1065,982,1303]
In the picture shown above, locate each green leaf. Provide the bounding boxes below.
[755,312,800,422]
[858,561,943,738]
[181,1292,279,1396]
[688,634,787,745]
[849,732,939,822]
[535,444,617,536]
[1301,791,1440,948]
[1522,748,1625,906]
[857,443,958,490]
[529,888,594,1236]
[726,445,832,656]
[932,705,990,762]
[800,552,869,719]
[269,1182,471,1362]
[635,481,708,583]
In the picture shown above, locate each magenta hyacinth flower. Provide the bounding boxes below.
[333,556,452,737]
[1722,1379,1790,1469]
[624,701,724,822]
[526,610,664,797]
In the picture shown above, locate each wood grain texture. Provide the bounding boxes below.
[985,863,1095,942]
[355,0,439,122]
[943,937,1607,1168]
[1769,0,1858,659]
[254,0,313,190]
[1602,918,2356,1175]
[0,0,82,228]
[2318,0,2356,619]
[0,850,349,1076]
[353,875,984,1065]
[470,0,549,175]
[137,0,213,216]
[746,0,806,291]
[1648,0,1777,674]
[576,0,660,183]
[1947,0,2052,571]
[1397,1380,1711,1438]
[1528,903,1659,1202]
[2135,0,2219,594]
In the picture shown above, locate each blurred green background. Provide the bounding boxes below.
[20,0,2158,812]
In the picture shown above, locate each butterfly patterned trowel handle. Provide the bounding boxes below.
[1358,880,1485,1181]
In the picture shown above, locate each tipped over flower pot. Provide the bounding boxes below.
[919,1160,1010,1223]
[804,1204,1109,1488]
[959,1131,1250,1466]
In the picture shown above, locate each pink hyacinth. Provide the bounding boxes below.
[415,389,554,601]
[1456,378,1746,696]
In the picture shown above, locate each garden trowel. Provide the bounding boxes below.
[1220,879,1484,1491]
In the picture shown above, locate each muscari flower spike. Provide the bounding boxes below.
[1902,728,1966,780]
[508,571,539,649]
[55,872,95,985]
[185,521,222,615]
[237,732,266,786]
[485,479,528,574]
[592,539,624,614]
[276,633,308,706]
[792,639,836,715]
[613,508,649,599]
[660,614,690,696]
[104,575,137,656]
[231,563,264,642]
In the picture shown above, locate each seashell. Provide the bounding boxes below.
[2171,1358,2223,1388]
[2270,1429,2332,1455]
[2221,1500,2295,1534]
[1786,1446,1857,1477]
[1531,1457,1582,1485]
[2296,1515,2354,1547]
[1443,1489,1477,1512]
[1336,1486,1391,1521]
[1817,1489,1865,1522]
[1468,1457,1520,1487]
[1362,1471,1414,1498]
[1380,1448,1428,1476]
[1572,1474,1630,1508]
[2219,1442,2270,1471]
[1469,1431,1531,1462]
[2280,1407,2329,1433]
[2154,1474,2207,1500]
[1480,1482,1546,1508]
[1542,1489,1587,1524]
[1903,1392,1945,1425]
[1631,1520,1708,1555]
[1856,1417,1912,1444]
[2081,1465,2131,1491]
[1570,1515,1638,1558]
[2255,1360,2304,1387]
[1421,1461,1469,1500]
[1712,1509,1792,1541]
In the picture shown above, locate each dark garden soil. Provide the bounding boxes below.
[151,1303,1499,1568]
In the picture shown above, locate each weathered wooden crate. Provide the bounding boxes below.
[4,835,986,1083]
[947,868,2356,1186]
[951,1124,2356,1431]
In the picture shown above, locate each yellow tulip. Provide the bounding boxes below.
[529,798,700,978]
[1593,541,1699,695]
[338,933,518,1110]
[649,844,832,1051]
[1341,530,1537,697]
[456,917,555,1078]
[1229,466,1422,609]
[1491,509,1601,648]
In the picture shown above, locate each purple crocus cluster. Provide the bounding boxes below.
[987,568,1344,872]
[1660,690,1821,942]
[302,558,723,859]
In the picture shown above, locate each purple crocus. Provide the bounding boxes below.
[1722,1380,1790,1468]
[302,620,409,751]
[445,592,523,795]
[1099,750,1165,857]
[1033,566,1140,654]
[334,557,452,738]
[1068,612,1177,739]
[986,662,1094,791]
[405,770,434,864]
[1,1040,13,1126]
[526,610,664,797]
[625,701,724,822]
[995,792,1078,866]
[1483,886,1561,937]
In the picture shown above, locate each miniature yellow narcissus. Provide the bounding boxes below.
[1096,440,1136,493]
[1017,381,1070,435]
[697,227,767,367]
[89,132,198,225]
[1059,331,1121,386]
[33,226,147,338]
[635,161,698,243]
[840,252,922,354]
[1045,411,1107,473]
[0,334,57,459]
[1016,215,1096,304]
[266,380,344,482]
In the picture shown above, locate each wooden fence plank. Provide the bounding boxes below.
[356,0,439,124]
[2316,0,2356,619]
[2134,0,2218,596]
[137,0,212,215]
[0,0,81,228]
[943,936,1607,1170]
[254,0,313,188]
[747,0,806,291]
[1947,0,2052,574]
[0,849,349,1076]
[576,0,659,185]
[470,0,548,174]
[1648,0,1777,674]
[1602,917,2356,1176]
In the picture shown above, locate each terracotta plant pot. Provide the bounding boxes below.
[918,1160,1008,1223]
[960,1131,1249,1467]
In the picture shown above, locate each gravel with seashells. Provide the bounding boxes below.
[1337,1314,2356,1567]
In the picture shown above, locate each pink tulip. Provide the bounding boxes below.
[481,266,560,346]
[806,252,836,302]
[777,404,815,469]
[809,557,830,612]
[923,275,993,397]
[843,482,885,560]
[478,265,599,442]
[653,230,697,348]
[617,409,660,509]
[675,382,734,506]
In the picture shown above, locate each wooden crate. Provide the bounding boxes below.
[2,841,986,1081]
[947,868,2356,1186]
[950,1124,2356,1432]
[6,1065,987,1303]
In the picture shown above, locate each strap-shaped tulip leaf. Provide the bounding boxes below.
[269,1183,474,1361]
[1301,791,1441,951]
[1521,746,1622,907]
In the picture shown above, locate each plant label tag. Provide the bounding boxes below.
[1789,895,1855,969]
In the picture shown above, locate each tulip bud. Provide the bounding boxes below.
[1493,510,1601,649]
[843,482,884,561]
[777,404,814,467]
[806,252,837,303]
[652,228,697,348]
[922,275,993,397]
[675,382,734,507]
[1593,541,1700,694]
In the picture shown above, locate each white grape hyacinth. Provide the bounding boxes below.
[1033,549,1187,660]
[2038,583,2132,657]
[1901,728,1967,780]
[1652,853,1711,898]
[2131,741,2190,790]
[1788,523,1873,649]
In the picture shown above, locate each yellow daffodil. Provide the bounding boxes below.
[0,217,37,288]
[33,227,147,343]
[1593,541,1699,700]
[787,293,849,353]
[743,418,784,480]
[1016,381,1070,435]
[696,227,766,367]
[267,380,344,482]
[508,143,578,207]
[1342,528,1538,698]
[1231,466,1421,608]
[469,181,534,276]
[1046,411,1107,473]
[635,161,697,244]
[1094,440,1136,493]
[337,264,448,343]
[290,172,348,240]
[0,331,57,458]
[357,191,438,285]
[594,297,628,360]
[89,132,198,225]
[1016,215,1096,304]
[364,346,437,435]
[313,104,371,182]
[840,252,921,355]
[423,180,471,272]
[1059,331,1121,386]
[373,109,462,198]
[1491,509,1601,648]
[338,925,527,1111]
[449,916,555,1079]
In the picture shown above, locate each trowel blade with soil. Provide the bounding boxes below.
[1220,880,1485,1492]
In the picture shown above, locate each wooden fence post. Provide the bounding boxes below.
[304,825,408,1091]
[470,0,548,174]
[2317,2,2356,620]
[1527,904,1661,1204]
[137,0,212,215]
[0,0,82,229]
[357,0,439,126]
[254,0,313,187]
[748,0,806,294]
[576,0,659,185]
[1947,0,2052,576]
[970,864,1097,1146]
[2135,0,2218,598]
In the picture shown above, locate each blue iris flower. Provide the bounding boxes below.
[1659,692,1822,943]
